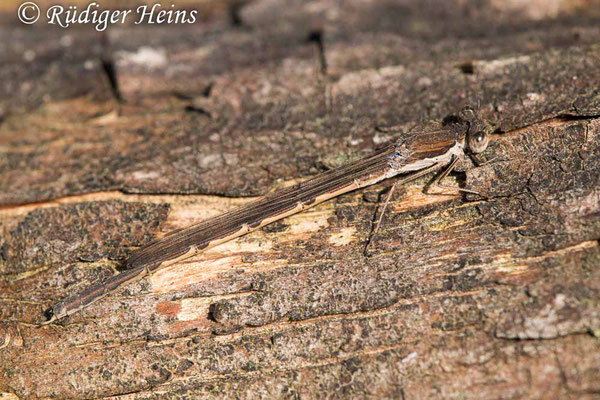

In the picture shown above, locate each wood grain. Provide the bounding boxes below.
[1,0,600,398]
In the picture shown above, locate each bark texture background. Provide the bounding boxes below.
[1,0,600,398]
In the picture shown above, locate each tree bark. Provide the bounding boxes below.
[1,1,600,398]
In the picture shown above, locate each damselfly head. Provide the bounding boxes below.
[458,106,492,154]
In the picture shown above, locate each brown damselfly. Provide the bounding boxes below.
[45,107,493,323]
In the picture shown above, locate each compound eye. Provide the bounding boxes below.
[468,131,489,154]
[458,107,477,122]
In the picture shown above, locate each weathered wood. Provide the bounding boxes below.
[1,0,600,398]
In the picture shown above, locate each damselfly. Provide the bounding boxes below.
[45,107,492,323]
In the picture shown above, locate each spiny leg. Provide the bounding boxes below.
[363,163,441,257]
[426,155,487,198]
[363,181,397,256]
